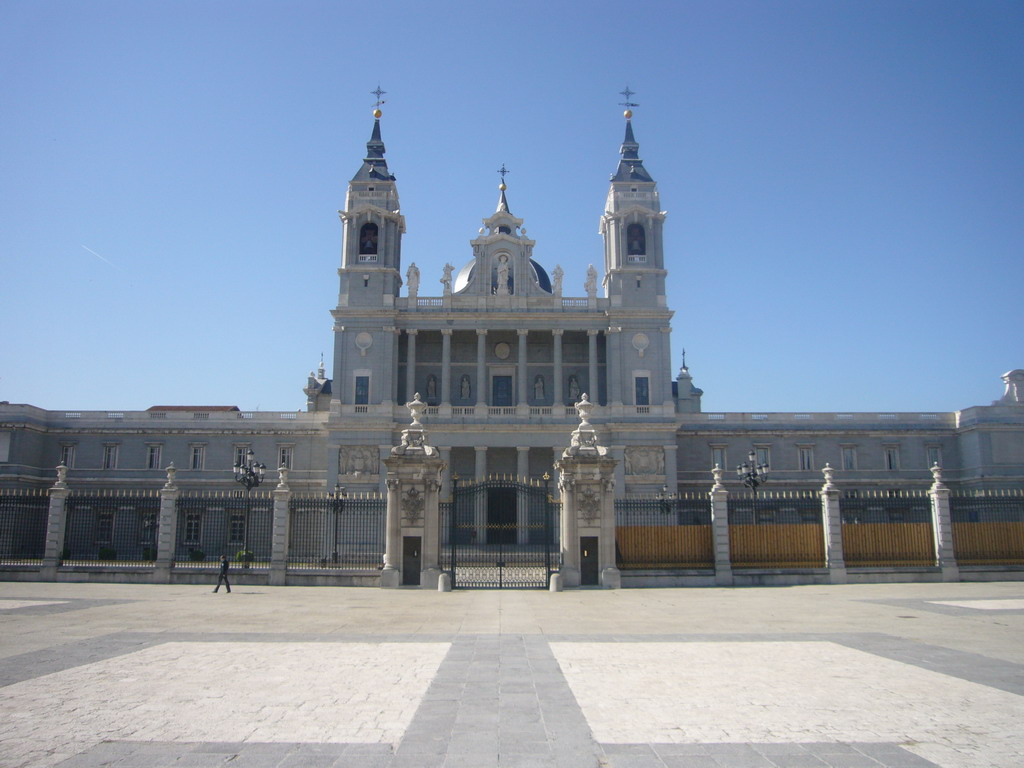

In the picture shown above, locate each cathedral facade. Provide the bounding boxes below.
[1,111,1022,496]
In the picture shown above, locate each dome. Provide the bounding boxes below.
[453,259,552,294]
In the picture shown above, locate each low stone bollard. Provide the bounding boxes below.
[438,572,452,592]
[549,572,563,592]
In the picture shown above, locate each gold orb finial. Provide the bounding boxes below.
[499,182,507,191]
[624,109,633,120]
[373,108,382,118]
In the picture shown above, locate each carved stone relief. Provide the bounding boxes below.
[624,446,665,476]
[340,446,380,476]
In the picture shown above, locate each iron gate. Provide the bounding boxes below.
[441,476,558,588]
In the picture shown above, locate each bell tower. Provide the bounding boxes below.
[600,95,668,309]
[337,104,405,309]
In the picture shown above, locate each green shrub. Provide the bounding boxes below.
[97,546,117,561]
[188,548,206,562]
[235,549,254,564]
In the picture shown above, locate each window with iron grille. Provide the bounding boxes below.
[147,444,162,470]
[184,513,201,544]
[229,513,245,545]
[355,375,370,405]
[139,513,157,545]
[96,512,113,544]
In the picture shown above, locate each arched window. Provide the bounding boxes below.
[358,223,378,255]
[627,223,646,255]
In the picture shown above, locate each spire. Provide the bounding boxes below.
[611,87,654,183]
[352,107,396,182]
[496,163,511,213]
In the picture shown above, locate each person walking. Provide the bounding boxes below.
[213,554,231,593]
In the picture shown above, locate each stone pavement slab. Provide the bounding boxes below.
[0,581,1021,767]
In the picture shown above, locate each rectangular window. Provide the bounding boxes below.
[102,445,118,470]
[841,446,857,471]
[278,446,293,470]
[190,445,205,471]
[184,513,201,544]
[229,513,246,545]
[234,445,250,468]
[711,446,726,471]
[60,444,76,468]
[798,446,815,471]
[755,446,771,469]
[146,445,162,470]
[355,375,370,405]
[634,376,650,406]
[884,446,900,471]
[926,446,942,468]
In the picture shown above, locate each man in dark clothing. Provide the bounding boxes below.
[213,554,231,593]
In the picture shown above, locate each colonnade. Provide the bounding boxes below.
[401,328,603,407]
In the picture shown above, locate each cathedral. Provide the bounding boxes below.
[1,107,1022,497]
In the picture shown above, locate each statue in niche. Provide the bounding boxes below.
[460,374,471,400]
[534,375,545,400]
[495,254,511,296]
[551,264,563,295]
[567,375,581,402]
[584,264,598,298]
[426,374,437,400]
[440,262,453,294]
[406,263,420,296]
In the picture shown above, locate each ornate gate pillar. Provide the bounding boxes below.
[554,394,621,589]
[381,394,446,589]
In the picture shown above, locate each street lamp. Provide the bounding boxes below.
[736,450,769,494]
[233,449,266,565]
[330,483,346,566]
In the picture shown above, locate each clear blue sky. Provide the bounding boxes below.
[2,0,1022,414]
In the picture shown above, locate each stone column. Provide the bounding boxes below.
[552,329,564,406]
[554,394,620,589]
[382,395,446,589]
[405,329,418,405]
[819,464,847,584]
[381,327,398,407]
[660,327,673,407]
[611,445,626,497]
[476,329,487,407]
[587,330,599,404]
[517,329,529,411]
[269,466,291,587]
[929,464,959,582]
[440,447,452,500]
[606,326,622,407]
[440,329,452,409]
[517,446,530,544]
[41,464,70,582]
[710,465,733,586]
[154,463,180,584]
[474,446,488,541]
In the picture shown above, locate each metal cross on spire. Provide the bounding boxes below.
[619,86,639,109]
[497,163,510,182]
[371,85,387,109]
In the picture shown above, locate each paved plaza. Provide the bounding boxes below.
[1,580,1022,768]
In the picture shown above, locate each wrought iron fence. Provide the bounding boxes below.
[0,489,49,565]
[950,489,1024,565]
[729,491,825,568]
[63,492,161,566]
[440,476,558,588]
[174,491,273,568]
[287,492,386,570]
[840,490,934,567]
[615,493,713,569]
